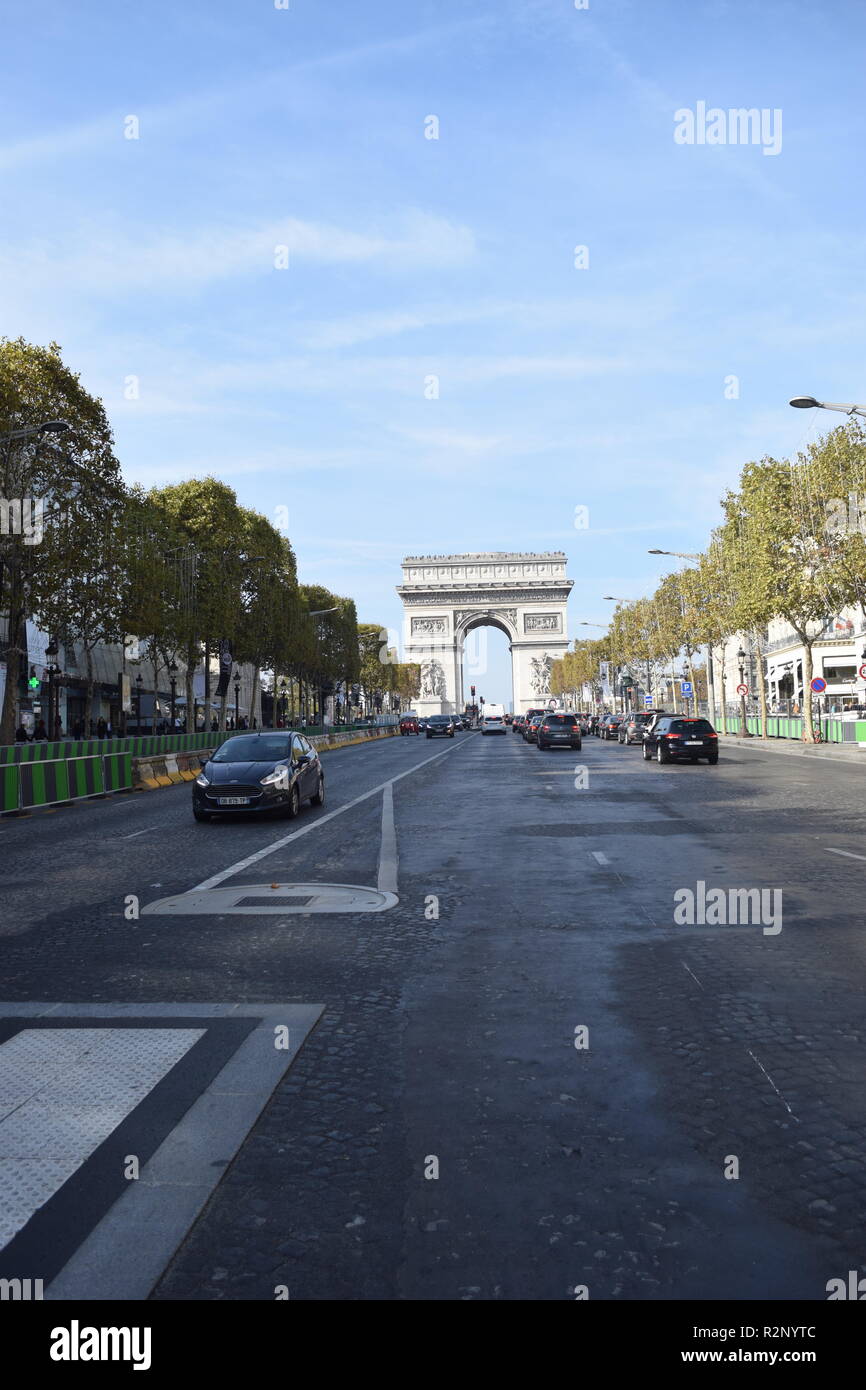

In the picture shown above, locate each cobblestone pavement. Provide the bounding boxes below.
[3,733,866,1299]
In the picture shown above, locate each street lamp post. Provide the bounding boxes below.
[135,674,143,734]
[168,662,178,732]
[234,671,240,729]
[736,647,752,737]
[789,396,866,420]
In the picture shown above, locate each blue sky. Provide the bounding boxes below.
[2,0,865,703]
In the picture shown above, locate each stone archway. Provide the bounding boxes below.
[397,552,573,715]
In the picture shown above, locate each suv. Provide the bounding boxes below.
[399,713,420,735]
[618,711,659,744]
[642,716,719,764]
[537,712,582,750]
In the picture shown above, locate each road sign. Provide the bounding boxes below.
[736,683,748,696]
[644,694,652,707]
[810,677,827,693]
[859,664,866,680]
[680,681,693,697]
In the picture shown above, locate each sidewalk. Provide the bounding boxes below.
[720,733,866,764]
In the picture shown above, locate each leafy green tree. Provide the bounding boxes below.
[0,338,122,742]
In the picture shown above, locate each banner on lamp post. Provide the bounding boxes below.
[215,638,233,698]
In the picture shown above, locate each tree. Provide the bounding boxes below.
[721,457,845,740]
[0,338,123,743]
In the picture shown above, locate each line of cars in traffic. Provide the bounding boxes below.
[399,712,472,737]
[510,707,720,764]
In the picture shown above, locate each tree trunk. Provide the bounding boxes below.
[718,654,727,735]
[753,631,769,739]
[251,664,261,729]
[185,640,197,732]
[0,564,26,746]
[801,640,815,740]
[84,644,95,735]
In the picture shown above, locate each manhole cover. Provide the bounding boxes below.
[142,882,399,916]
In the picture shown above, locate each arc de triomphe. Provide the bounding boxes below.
[397,552,574,716]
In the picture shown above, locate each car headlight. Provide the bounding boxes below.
[260,764,289,787]
[195,772,210,787]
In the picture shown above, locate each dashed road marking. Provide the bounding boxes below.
[825,848,866,863]
[591,851,610,865]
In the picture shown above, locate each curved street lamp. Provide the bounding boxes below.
[790,396,866,420]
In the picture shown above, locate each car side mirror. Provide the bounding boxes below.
[294,753,310,766]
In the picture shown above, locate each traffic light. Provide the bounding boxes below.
[471,685,476,696]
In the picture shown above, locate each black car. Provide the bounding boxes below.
[618,711,661,744]
[642,716,719,764]
[599,713,624,740]
[192,731,324,821]
[426,715,454,739]
[537,712,582,750]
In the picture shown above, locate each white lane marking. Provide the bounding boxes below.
[116,827,157,840]
[746,1049,798,1121]
[377,782,398,894]
[825,848,866,863]
[190,740,462,893]
[682,962,704,990]
[591,851,610,865]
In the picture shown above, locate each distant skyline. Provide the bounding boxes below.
[3,0,864,704]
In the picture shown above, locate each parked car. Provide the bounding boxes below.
[642,715,719,764]
[599,713,624,740]
[482,715,507,736]
[537,712,582,750]
[524,714,547,744]
[426,715,455,739]
[400,713,421,735]
[193,732,324,821]
[618,711,660,744]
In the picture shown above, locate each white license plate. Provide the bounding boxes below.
[218,796,250,805]
[685,741,703,746]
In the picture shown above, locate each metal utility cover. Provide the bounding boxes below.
[142,882,399,915]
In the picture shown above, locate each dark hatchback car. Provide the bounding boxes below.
[600,713,624,740]
[193,732,324,821]
[536,712,582,750]
[642,716,719,764]
[425,715,455,739]
[524,714,547,744]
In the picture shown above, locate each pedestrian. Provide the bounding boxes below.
[72,716,84,740]
[252,716,257,729]
[96,716,107,739]
[15,723,31,742]
[210,717,218,732]
[53,714,63,739]
[34,718,48,740]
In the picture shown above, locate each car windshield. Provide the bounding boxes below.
[212,736,291,763]
[429,716,450,724]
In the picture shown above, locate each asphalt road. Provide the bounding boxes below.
[2,727,866,1300]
